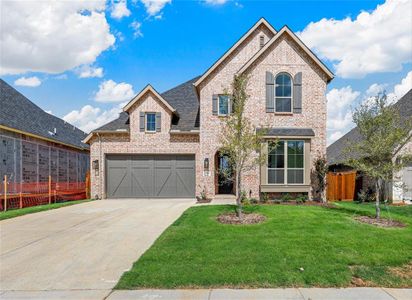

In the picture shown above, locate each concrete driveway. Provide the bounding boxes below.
[0,199,194,295]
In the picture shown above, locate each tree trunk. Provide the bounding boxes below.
[322,187,327,203]
[236,168,242,220]
[375,179,381,219]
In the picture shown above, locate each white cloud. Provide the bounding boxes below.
[77,65,104,78]
[94,79,135,102]
[111,0,131,20]
[299,0,412,78]
[0,1,115,75]
[329,131,344,144]
[54,74,68,80]
[141,0,171,17]
[326,71,412,145]
[130,21,143,38]
[326,86,360,144]
[63,104,122,133]
[14,76,41,87]
[391,71,412,99]
[366,83,386,96]
[204,0,228,5]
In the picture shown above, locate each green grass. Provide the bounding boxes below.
[0,199,91,221]
[116,202,412,289]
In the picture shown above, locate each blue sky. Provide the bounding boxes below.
[1,0,411,144]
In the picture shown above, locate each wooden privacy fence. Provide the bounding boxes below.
[0,174,90,211]
[327,171,357,201]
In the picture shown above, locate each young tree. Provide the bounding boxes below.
[314,154,328,203]
[219,74,268,219]
[346,93,412,219]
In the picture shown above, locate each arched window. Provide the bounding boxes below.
[275,73,292,112]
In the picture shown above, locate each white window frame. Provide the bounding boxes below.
[267,140,305,185]
[218,94,231,116]
[274,72,293,113]
[145,112,156,133]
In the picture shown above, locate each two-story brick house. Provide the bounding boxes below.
[85,18,334,200]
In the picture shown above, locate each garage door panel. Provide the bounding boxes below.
[106,156,131,198]
[154,157,176,197]
[106,154,195,198]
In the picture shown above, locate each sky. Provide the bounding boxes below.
[1,0,411,145]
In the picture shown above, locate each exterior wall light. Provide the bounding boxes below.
[92,160,99,176]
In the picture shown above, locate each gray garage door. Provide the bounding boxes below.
[106,154,195,198]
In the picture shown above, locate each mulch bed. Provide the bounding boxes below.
[354,216,406,228]
[217,212,266,225]
[263,201,335,208]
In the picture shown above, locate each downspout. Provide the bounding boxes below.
[97,132,102,200]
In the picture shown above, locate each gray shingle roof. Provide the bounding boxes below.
[94,112,130,132]
[257,127,315,136]
[0,79,89,150]
[327,89,412,166]
[94,76,200,133]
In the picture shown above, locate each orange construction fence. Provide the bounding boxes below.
[0,174,90,211]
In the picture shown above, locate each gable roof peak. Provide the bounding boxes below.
[193,18,277,89]
[123,84,176,113]
[237,24,334,82]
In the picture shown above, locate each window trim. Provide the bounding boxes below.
[218,94,231,116]
[267,139,305,185]
[145,112,156,133]
[274,72,293,113]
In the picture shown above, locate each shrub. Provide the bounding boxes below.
[281,193,292,202]
[250,198,259,205]
[261,192,269,203]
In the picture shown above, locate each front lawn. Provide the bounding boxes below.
[0,199,92,221]
[116,203,412,289]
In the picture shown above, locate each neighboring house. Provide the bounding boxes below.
[0,79,90,191]
[85,18,334,200]
[327,89,412,203]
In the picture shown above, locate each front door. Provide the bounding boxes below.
[217,154,234,194]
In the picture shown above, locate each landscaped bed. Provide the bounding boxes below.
[116,202,412,289]
[0,199,92,221]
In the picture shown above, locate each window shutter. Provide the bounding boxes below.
[293,72,302,113]
[156,112,161,132]
[230,97,234,114]
[212,94,218,115]
[140,112,145,132]
[266,71,274,112]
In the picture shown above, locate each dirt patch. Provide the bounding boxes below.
[354,216,406,228]
[350,276,376,287]
[217,212,266,225]
[196,198,212,204]
[389,262,412,280]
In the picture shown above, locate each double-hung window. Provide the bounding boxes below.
[218,95,231,116]
[145,113,156,132]
[268,140,304,184]
[275,73,292,113]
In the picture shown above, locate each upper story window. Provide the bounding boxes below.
[218,95,231,116]
[145,113,156,132]
[275,73,292,113]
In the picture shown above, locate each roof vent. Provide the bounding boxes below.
[48,128,57,136]
[259,35,264,49]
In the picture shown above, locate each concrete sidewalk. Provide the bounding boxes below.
[1,288,410,300]
[106,288,411,300]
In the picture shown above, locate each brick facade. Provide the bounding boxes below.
[89,21,329,200]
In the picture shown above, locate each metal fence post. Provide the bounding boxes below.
[19,181,23,209]
[48,176,51,205]
[4,175,7,211]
